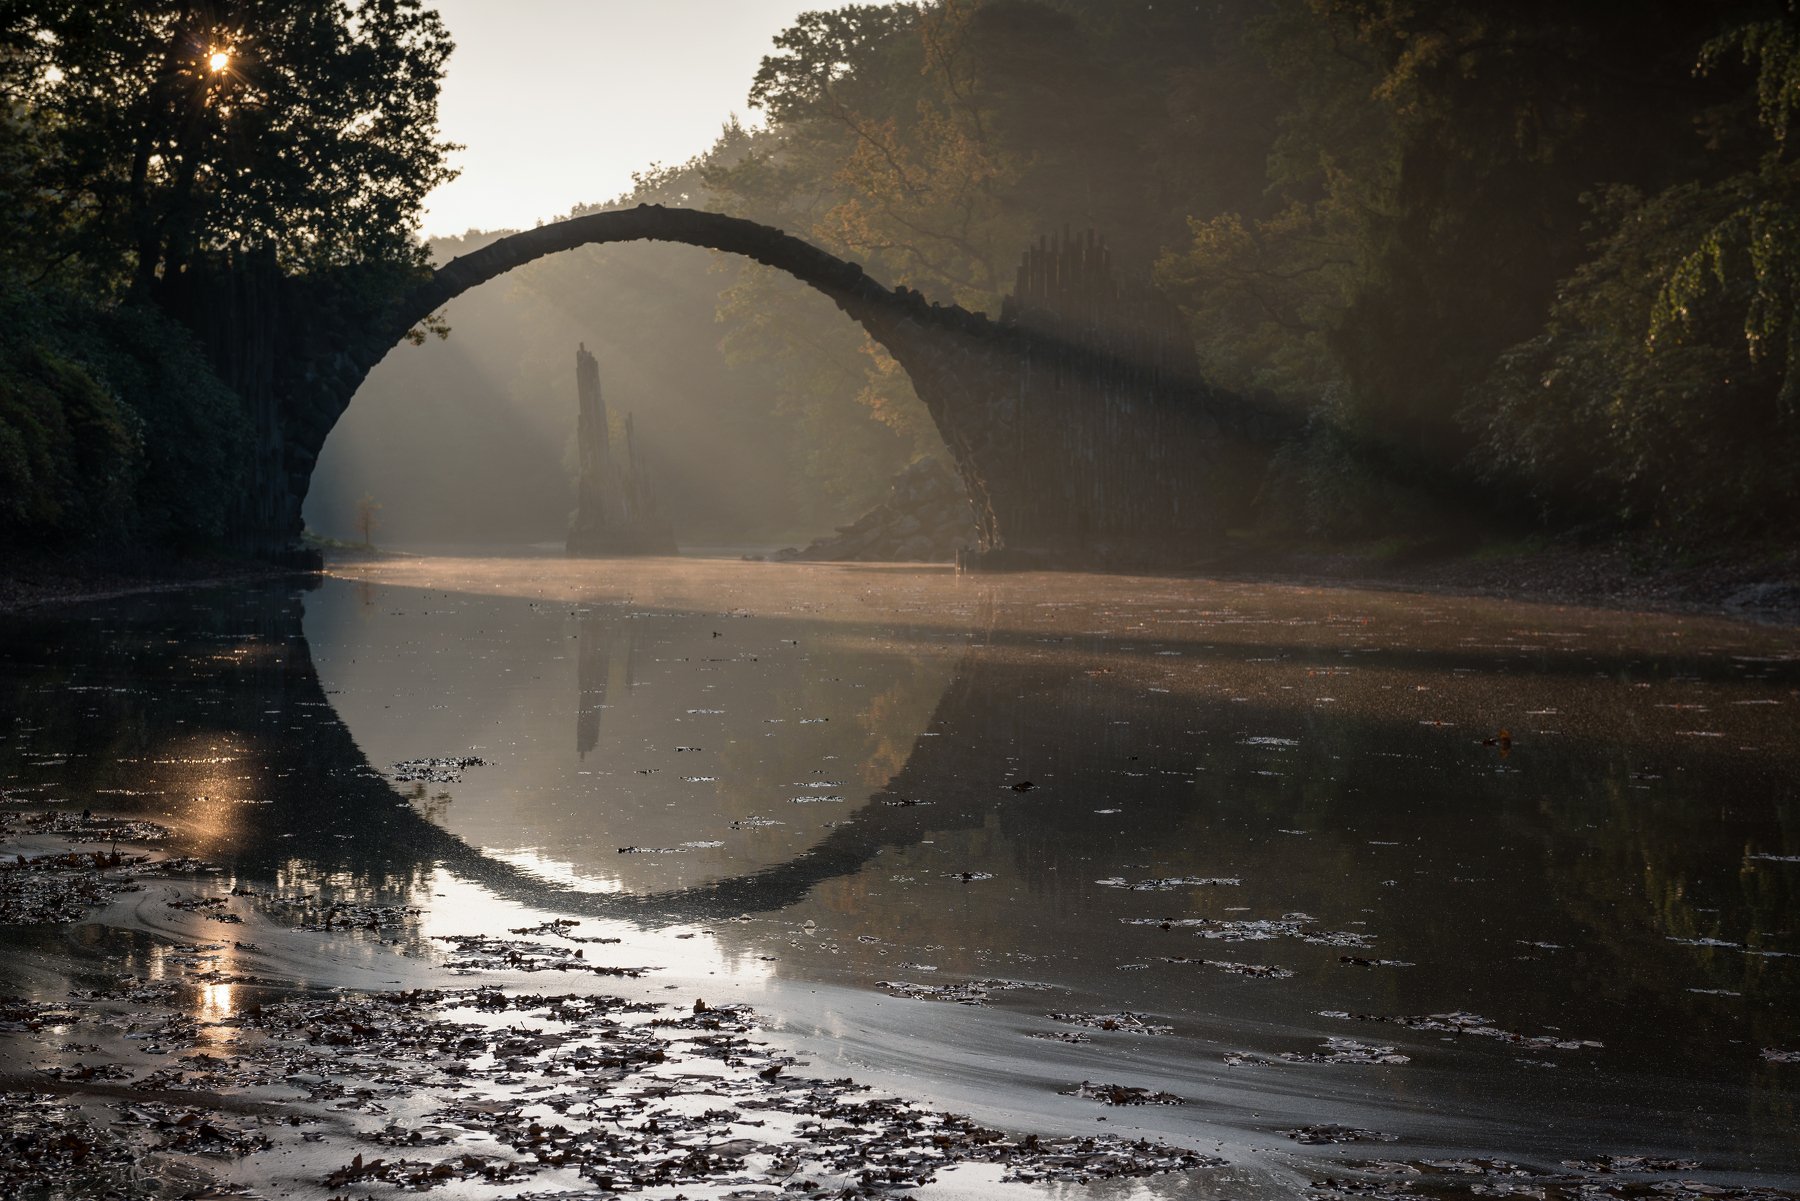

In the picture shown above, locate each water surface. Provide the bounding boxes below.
[3,555,1797,1194]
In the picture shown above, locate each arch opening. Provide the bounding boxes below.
[284,206,1007,556]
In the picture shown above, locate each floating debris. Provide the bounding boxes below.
[1283,1124,1399,1145]
[0,850,142,924]
[878,978,1045,1006]
[0,1096,139,1197]
[166,893,226,910]
[120,1101,272,1157]
[1131,914,1374,947]
[20,812,171,841]
[71,978,177,1005]
[1158,956,1294,978]
[1098,876,1240,890]
[1281,1038,1410,1066]
[216,979,1213,1194]
[42,1060,135,1082]
[138,857,218,875]
[390,755,487,783]
[0,997,82,1032]
[272,899,422,932]
[1222,1051,1275,1067]
[1561,1155,1702,1172]
[434,934,648,976]
[1059,1081,1183,1106]
[327,1150,532,1189]
[1325,1010,1603,1051]
[1047,1011,1174,1035]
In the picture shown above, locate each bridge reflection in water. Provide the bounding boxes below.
[1,564,1797,1169]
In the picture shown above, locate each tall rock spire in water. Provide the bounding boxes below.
[567,343,676,555]
[572,344,613,533]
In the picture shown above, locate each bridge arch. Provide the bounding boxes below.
[270,205,1242,567]
[281,205,1015,554]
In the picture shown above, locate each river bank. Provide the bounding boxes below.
[0,549,300,615]
[1206,535,1800,626]
[4,534,1797,629]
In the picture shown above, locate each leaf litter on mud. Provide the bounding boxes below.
[0,872,1221,1199]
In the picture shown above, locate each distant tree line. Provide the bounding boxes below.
[0,0,453,552]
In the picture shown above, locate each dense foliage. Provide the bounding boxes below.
[662,0,1800,541]
[1470,10,1800,534]
[0,289,250,546]
[0,0,453,552]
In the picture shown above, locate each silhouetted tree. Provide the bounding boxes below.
[0,1,454,553]
[354,493,381,549]
[1,0,457,294]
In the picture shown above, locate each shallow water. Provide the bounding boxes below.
[3,554,1798,1196]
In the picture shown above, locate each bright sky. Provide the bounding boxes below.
[419,0,818,238]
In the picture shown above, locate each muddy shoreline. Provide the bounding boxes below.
[4,827,1795,1201]
[0,831,1225,1200]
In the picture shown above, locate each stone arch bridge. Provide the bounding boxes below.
[209,206,1279,566]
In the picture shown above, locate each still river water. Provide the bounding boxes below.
[2,554,1798,1195]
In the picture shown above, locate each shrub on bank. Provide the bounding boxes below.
[0,287,251,552]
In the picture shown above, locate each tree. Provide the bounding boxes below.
[709,0,1289,516]
[1653,7,1800,412]
[1474,6,1800,537]
[354,492,381,548]
[1,0,457,293]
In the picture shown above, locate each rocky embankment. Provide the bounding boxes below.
[777,458,976,563]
